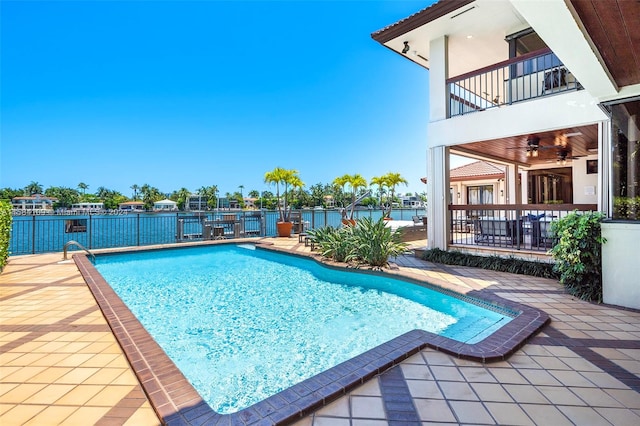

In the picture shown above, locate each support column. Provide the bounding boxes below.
[520,170,529,204]
[427,145,449,250]
[505,163,520,206]
[429,36,449,122]
[598,120,610,215]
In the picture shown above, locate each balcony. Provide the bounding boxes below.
[447,48,581,118]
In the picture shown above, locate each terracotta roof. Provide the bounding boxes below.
[421,161,505,183]
[371,0,474,43]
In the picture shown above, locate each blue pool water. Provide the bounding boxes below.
[94,245,512,414]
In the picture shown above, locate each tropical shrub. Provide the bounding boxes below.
[0,200,12,272]
[307,226,354,263]
[308,217,408,268]
[549,211,606,302]
[421,248,557,278]
[349,217,408,267]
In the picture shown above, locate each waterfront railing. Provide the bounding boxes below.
[9,208,426,255]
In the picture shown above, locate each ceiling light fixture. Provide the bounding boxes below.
[402,41,410,54]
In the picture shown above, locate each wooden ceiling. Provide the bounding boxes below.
[569,0,640,88]
[450,124,599,167]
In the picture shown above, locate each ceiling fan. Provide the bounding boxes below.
[508,133,583,158]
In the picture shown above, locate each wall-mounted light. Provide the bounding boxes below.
[402,41,410,54]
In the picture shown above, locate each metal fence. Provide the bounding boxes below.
[449,204,598,252]
[9,208,427,255]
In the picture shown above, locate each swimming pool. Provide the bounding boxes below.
[94,244,514,414]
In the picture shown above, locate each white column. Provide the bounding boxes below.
[505,163,519,205]
[427,145,449,250]
[598,120,610,215]
[520,170,529,204]
[429,36,449,122]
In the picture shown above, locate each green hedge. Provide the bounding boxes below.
[0,200,12,272]
[421,248,557,278]
[549,211,605,302]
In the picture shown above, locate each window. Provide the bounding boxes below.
[527,169,573,204]
[607,97,640,220]
[467,185,494,205]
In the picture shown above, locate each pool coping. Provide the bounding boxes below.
[73,241,550,425]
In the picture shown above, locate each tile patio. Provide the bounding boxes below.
[1,238,639,425]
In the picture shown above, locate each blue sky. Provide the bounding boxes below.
[1,0,439,198]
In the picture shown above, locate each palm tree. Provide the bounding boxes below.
[333,173,367,221]
[24,181,43,196]
[131,184,140,201]
[78,182,88,197]
[370,175,387,208]
[382,172,408,216]
[264,167,303,223]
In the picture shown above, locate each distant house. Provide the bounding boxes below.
[243,197,258,209]
[118,201,145,212]
[11,194,58,212]
[186,195,208,211]
[153,199,178,212]
[70,202,105,213]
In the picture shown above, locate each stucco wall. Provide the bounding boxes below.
[601,222,640,310]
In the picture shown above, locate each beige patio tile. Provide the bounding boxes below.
[406,379,444,399]
[351,420,387,426]
[488,367,529,384]
[82,368,128,385]
[429,366,465,382]
[350,395,385,419]
[595,407,640,425]
[23,383,76,404]
[315,396,350,417]
[458,366,498,383]
[55,384,105,405]
[349,378,381,397]
[438,381,478,401]
[448,400,495,424]
[60,406,111,425]
[518,368,562,386]
[122,406,161,426]
[0,403,47,426]
[313,418,350,426]
[86,385,136,406]
[470,383,513,402]
[520,403,573,426]
[548,369,596,387]
[604,388,640,409]
[557,405,611,426]
[22,405,77,426]
[56,367,101,385]
[0,383,47,403]
[413,398,457,422]
[420,349,456,366]
[400,363,433,380]
[569,386,625,408]
[484,402,535,425]
[502,384,549,404]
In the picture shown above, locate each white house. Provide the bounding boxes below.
[373,0,640,309]
[11,195,58,213]
[118,201,145,212]
[153,199,178,212]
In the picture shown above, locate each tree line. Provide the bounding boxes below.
[1,171,426,212]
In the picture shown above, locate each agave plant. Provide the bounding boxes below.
[349,217,408,268]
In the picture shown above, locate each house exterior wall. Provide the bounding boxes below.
[601,222,640,309]
[571,156,599,204]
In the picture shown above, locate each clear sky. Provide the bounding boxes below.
[1,0,440,199]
